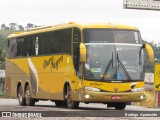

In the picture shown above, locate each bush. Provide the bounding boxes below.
[0,91,4,96]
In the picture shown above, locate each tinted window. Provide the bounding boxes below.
[17,38,24,56]
[83,29,141,44]
[38,32,52,55]
[38,28,72,55]
[15,28,72,57]
[83,29,114,43]
[16,36,36,57]
[56,28,72,54]
[113,30,141,44]
[6,38,17,58]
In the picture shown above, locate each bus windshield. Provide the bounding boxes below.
[83,29,144,81]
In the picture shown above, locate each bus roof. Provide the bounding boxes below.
[7,22,139,39]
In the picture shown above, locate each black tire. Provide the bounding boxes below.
[25,85,35,106]
[66,84,79,109]
[17,85,26,106]
[55,100,66,107]
[114,102,126,110]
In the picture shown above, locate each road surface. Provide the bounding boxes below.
[0,98,160,120]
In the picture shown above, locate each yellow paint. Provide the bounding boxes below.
[83,80,144,92]
[145,44,154,63]
[154,64,160,91]
[80,43,86,62]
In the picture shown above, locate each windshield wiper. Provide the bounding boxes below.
[102,52,113,79]
[117,53,132,81]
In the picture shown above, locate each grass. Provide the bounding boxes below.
[0,30,17,37]
[0,91,5,97]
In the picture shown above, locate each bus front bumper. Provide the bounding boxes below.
[81,91,145,103]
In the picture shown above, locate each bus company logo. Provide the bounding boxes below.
[43,55,63,71]
[114,87,118,92]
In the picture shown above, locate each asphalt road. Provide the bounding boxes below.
[0,98,160,120]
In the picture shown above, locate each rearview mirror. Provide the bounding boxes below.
[144,44,154,63]
[80,43,86,62]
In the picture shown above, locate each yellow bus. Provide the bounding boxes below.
[5,22,154,110]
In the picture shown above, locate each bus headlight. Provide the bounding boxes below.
[139,95,144,100]
[131,88,144,92]
[85,94,90,99]
[85,87,100,92]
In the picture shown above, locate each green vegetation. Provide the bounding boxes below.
[0,91,5,96]
[0,30,17,69]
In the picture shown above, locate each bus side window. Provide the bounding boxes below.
[73,28,81,74]
[6,40,11,58]
[17,38,24,57]
[6,39,17,58]
[27,36,36,56]
[7,40,10,48]
[6,40,10,52]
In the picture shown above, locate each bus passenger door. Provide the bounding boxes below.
[72,28,81,76]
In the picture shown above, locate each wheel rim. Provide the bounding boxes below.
[25,86,30,103]
[18,86,23,102]
[67,85,73,105]
[67,91,72,104]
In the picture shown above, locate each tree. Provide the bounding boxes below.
[26,23,34,29]
[18,25,24,30]
[9,23,18,30]
[1,24,6,30]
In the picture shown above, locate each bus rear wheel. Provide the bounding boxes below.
[114,102,126,110]
[25,85,35,106]
[17,85,26,106]
[66,84,79,109]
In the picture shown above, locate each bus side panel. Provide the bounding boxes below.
[5,58,30,98]
[5,55,79,101]
[35,72,65,100]
[5,77,11,96]
[27,55,75,100]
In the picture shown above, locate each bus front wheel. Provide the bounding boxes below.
[25,85,35,106]
[66,84,79,109]
[17,85,26,106]
[114,102,126,110]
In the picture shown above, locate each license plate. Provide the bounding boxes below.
[111,96,121,100]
